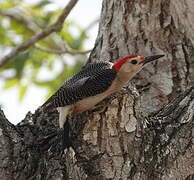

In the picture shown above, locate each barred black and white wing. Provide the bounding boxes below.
[42,61,117,111]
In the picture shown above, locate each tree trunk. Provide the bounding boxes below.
[1,0,194,179]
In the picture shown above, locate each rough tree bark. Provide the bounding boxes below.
[1,0,194,179]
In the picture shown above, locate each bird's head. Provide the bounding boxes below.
[112,55,164,78]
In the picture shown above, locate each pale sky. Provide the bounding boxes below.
[0,0,102,124]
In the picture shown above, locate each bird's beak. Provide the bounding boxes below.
[141,55,164,65]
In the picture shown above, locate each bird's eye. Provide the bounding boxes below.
[131,59,137,64]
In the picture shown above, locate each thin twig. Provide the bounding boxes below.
[34,45,91,55]
[0,0,78,67]
[0,10,39,33]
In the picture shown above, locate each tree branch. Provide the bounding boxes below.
[132,86,194,179]
[0,0,79,67]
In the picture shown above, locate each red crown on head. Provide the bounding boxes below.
[113,55,136,72]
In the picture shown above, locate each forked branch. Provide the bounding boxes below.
[0,0,79,67]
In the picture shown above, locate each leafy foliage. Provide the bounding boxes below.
[0,0,89,100]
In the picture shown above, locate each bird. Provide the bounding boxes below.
[42,54,164,131]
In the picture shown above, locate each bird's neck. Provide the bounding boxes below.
[116,70,137,85]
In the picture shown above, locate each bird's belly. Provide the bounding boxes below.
[72,92,112,115]
[72,78,125,115]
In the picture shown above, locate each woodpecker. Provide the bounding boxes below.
[42,55,164,129]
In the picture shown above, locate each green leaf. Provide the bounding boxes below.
[12,52,30,78]
[18,85,28,101]
[3,78,18,89]
[33,80,53,87]
[0,1,17,8]
[33,0,51,8]
[10,19,33,38]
